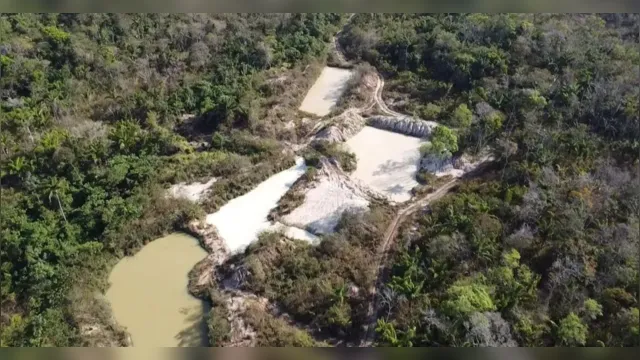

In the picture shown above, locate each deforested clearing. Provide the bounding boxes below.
[167,178,217,203]
[299,67,353,116]
[271,222,320,243]
[420,150,494,178]
[283,159,372,235]
[205,158,315,253]
[346,126,425,202]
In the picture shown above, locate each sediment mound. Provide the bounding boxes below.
[167,178,217,203]
[187,221,229,295]
[420,150,494,178]
[311,109,366,144]
[367,115,438,138]
[283,157,383,235]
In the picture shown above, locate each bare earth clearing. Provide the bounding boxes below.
[346,126,425,203]
[168,178,217,203]
[299,67,353,116]
[283,158,376,235]
[205,157,316,253]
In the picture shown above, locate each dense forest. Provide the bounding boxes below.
[338,14,639,346]
[0,13,345,346]
[1,13,638,348]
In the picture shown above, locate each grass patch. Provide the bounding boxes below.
[201,154,296,213]
[304,142,357,173]
[268,167,318,221]
[244,304,324,347]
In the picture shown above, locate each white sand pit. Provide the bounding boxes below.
[421,151,493,178]
[420,155,464,178]
[271,222,320,243]
[299,67,353,116]
[283,160,371,235]
[168,178,217,203]
[206,158,316,253]
[346,126,425,203]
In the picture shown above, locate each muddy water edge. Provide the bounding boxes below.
[106,232,211,347]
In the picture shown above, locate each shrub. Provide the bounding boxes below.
[207,306,231,346]
[420,103,442,120]
[556,313,587,346]
[420,125,459,159]
[244,305,319,347]
[442,279,496,318]
[451,104,473,128]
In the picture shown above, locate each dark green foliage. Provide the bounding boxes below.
[223,206,393,341]
[305,141,357,173]
[0,13,345,346]
[338,13,639,347]
[206,292,231,347]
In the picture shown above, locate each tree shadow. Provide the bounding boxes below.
[385,183,406,195]
[308,212,342,235]
[174,302,211,347]
[321,71,352,106]
[372,156,418,177]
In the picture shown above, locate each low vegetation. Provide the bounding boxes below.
[2,12,638,348]
[221,206,394,343]
[303,141,357,173]
[340,13,639,347]
[0,13,346,346]
[268,167,318,221]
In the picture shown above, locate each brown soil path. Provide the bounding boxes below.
[359,179,459,346]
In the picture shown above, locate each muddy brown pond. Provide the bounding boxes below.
[106,232,208,347]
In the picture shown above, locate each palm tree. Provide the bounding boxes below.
[43,177,69,225]
[332,284,347,305]
[109,121,140,152]
[7,156,27,175]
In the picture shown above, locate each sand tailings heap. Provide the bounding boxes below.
[311,109,366,144]
[299,67,353,117]
[367,115,438,139]
[282,158,384,235]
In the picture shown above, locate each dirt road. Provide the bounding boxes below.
[359,179,459,346]
[331,13,356,66]
[373,77,404,117]
[302,15,490,346]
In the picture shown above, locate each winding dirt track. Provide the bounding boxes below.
[358,179,459,346]
[373,77,404,118]
[329,16,465,346]
[331,13,356,66]
[302,15,490,346]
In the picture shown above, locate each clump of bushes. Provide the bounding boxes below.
[268,167,317,221]
[419,125,459,160]
[244,304,323,346]
[221,206,394,341]
[207,290,231,346]
[304,141,357,173]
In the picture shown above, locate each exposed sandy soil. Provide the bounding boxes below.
[311,108,366,144]
[168,178,217,203]
[346,126,425,202]
[421,150,494,178]
[283,158,375,235]
[224,291,267,347]
[421,154,465,178]
[205,158,317,253]
[271,221,320,243]
[299,67,353,116]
